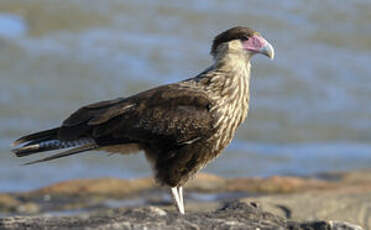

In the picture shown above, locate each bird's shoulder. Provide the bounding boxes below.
[64,82,211,121]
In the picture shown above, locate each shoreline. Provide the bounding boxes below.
[0,169,369,229]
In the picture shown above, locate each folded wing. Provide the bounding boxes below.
[13,83,216,163]
[60,83,216,147]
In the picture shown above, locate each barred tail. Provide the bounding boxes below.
[12,128,97,164]
[12,137,95,157]
[12,128,60,157]
[23,144,97,165]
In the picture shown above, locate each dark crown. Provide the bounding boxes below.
[210,26,256,56]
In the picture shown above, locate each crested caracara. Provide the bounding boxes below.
[12,26,274,214]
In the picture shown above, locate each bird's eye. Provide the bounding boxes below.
[241,36,249,41]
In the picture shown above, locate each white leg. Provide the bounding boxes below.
[171,187,185,214]
[178,186,184,214]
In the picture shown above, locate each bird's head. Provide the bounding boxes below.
[211,26,274,60]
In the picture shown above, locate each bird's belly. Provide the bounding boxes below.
[147,139,223,187]
[101,144,142,155]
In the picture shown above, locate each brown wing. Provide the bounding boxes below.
[58,83,216,147]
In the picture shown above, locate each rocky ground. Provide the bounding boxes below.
[0,169,370,229]
[0,201,364,230]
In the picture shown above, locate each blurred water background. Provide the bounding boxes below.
[0,0,370,192]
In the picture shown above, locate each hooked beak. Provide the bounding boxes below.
[243,34,275,60]
[260,41,274,60]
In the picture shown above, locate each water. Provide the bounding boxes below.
[0,0,370,192]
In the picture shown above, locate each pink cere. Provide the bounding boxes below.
[243,34,267,53]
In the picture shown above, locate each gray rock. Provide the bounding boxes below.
[0,201,363,230]
[329,221,364,230]
[241,185,370,229]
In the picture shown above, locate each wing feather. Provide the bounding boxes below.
[88,104,135,125]
[58,83,215,147]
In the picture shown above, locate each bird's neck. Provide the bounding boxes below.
[209,51,252,106]
[205,51,252,152]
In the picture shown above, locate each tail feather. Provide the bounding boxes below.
[13,128,59,146]
[24,144,97,165]
[12,141,61,157]
[12,127,97,161]
[13,127,99,164]
[12,138,96,157]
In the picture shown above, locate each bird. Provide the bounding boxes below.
[12,26,274,214]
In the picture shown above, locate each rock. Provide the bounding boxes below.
[20,170,371,200]
[15,202,40,214]
[185,173,227,192]
[0,201,363,230]
[226,169,371,194]
[27,177,155,198]
[226,175,335,193]
[241,184,371,229]
[329,221,364,230]
[0,170,370,228]
[0,194,39,214]
[26,173,227,198]
[319,169,371,184]
[0,194,20,212]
